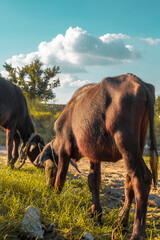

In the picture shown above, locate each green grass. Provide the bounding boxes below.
[0,159,160,240]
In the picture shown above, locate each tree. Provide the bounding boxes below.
[3,59,60,102]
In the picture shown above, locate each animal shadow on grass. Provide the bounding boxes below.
[100,174,125,210]
[67,171,125,211]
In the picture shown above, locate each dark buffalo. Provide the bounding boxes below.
[0,77,45,168]
[34,73,158,240]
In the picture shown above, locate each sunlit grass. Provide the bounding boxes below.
[0,157,159,240]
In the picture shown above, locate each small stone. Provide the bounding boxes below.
[83,232,94,240]
[21,206,44,239]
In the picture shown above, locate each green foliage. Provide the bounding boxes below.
[154,96,160,148]
[27,98,53,122]
[155,96,160,119]
[3,59,60,102]
[0,160,159,240]
[26,97,63,143]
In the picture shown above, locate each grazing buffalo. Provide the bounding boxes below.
[0,77,45,168]
[34,73,158,240]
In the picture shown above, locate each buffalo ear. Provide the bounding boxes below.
[33,155,42,167]
[29,143,37,152]
[38,143,44,152]
[33,152,48,167]
[33,156,39,166]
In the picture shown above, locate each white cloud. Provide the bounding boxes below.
[100,33,130,43]
[0,70,9,78]
[7,52,39,68]
[57,73,90,87]
[69,79,90,87]
[5,27,140,67]
[140,37,160,45]
[2,26,140,88]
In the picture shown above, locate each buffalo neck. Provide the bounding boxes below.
[18,114,35,144]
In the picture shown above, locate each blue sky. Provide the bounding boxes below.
[0,0,160,103]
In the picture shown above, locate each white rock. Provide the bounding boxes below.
[21,206,44,239]
[83,231,94,240]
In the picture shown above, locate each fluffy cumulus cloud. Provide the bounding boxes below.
[4,27,140,88]
[140,37,160,45]
[38,27,139,67]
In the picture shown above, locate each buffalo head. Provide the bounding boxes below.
[33,141,80,187]
[27,134,45,163]
[33,142,58,186]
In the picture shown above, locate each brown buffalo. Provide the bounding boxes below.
[0,77,45,168]
[34,73,158,240]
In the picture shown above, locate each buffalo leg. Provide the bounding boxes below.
[131,168,151,240]
[114,131,152,240]
[12,132,21,167]
[88,161,102,222]
[118,174,134,227]
[6,129,15,166]
[55,146,70,191]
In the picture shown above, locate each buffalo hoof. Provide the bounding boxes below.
[91,204,102,224]
[112,224,132,240]
[118,214,129,229]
